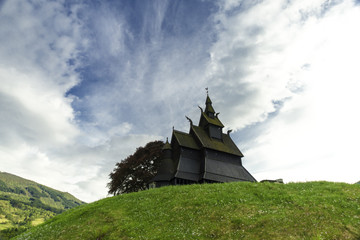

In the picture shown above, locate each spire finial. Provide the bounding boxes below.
[205,87,209,95]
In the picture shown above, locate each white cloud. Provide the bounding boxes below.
[0,0,83,147]
[214,0,360,183]
[206,0,358,130]
[0,0,90,200]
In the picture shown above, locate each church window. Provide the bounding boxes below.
[209,125,222,140]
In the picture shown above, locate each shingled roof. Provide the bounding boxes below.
[191,126,243,156]
[203,159,256,182]
[200,111,224,128]
[173,130,200,150]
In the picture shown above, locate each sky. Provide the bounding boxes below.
[1,0,360,202]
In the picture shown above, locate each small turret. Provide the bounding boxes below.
[162,138,172,159]
[149,137,174,188]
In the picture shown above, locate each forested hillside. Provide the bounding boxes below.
[0,172,84,239]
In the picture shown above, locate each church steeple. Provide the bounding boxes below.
[205,94,215,117]
[198,92,224,140]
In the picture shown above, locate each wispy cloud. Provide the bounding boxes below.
[68,0,217,136]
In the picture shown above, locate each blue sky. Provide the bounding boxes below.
[1,0,360,202]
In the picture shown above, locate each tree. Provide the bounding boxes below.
[107,140,164,195]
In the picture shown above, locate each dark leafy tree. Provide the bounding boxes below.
[108,140,164,195]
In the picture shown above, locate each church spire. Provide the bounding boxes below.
[205,90,215,116]
[198,90,224,129]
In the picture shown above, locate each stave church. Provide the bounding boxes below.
[149,93,256,188]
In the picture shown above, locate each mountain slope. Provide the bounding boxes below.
[0,172,84,239]
[14,181,360,240]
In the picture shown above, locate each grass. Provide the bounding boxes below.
[13,181,360,240]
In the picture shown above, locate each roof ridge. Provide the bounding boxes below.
[173,129,188,135]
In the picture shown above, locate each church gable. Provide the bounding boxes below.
[199,111,224,129]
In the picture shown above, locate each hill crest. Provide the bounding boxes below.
[14,181,360,240]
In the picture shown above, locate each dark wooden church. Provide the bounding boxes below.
[149,94,256,188]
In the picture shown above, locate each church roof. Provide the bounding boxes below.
[173,130,200,150]
[173,127,243,157]
[172,94,243,156]
[191,126,243,157]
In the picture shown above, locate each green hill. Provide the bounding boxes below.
[0,172,85,239]
[13,181,360,240]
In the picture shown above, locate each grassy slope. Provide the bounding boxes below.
[14,181,360,240]
[0,172,84,237]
